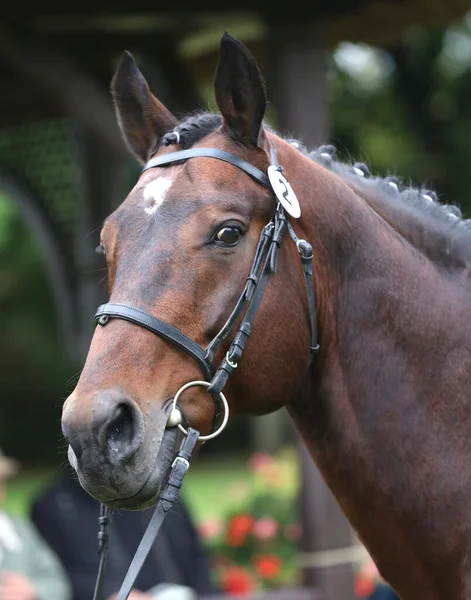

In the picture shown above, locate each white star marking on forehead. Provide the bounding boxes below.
[143,176,173,215]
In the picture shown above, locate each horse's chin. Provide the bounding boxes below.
[107,426,183,510]
[70,426,183,511]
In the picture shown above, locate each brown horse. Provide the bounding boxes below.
[62,33,471,599]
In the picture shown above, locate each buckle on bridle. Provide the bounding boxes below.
[171,455,190,469]
[296,239,313,259]
[225,351,238,369]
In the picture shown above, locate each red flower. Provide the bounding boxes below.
[354,572,375,598]
[222,566,256,596]
[253,554,282,579]
[226,514,255,547]
[253,517,278,541]
[248,452,274,473]
[197,517,222,540]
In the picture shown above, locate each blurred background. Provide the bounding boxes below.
[1,1,471,598]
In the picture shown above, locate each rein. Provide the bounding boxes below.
[92,429,199,600]
[91,144,319,600]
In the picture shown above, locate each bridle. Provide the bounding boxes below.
[94,145,319,433]
[91,143,319,600]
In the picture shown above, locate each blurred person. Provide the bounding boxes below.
[30,466,217,600]
[370,586,400,600]
[0,449,71,600]
[355,554,399,600]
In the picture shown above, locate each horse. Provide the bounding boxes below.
[61,32,471,599]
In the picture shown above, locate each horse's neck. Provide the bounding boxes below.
[350,180,468,271]
[285,151,471,598]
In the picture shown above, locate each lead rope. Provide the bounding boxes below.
[92,428,199,600]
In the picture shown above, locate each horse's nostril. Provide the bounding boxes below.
[106,402,139,461]
[62,391,144,467]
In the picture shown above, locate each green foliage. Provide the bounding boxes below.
[330,21,471,215]
[0,195,76,461]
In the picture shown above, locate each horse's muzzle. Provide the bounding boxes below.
[62,389,144,465]
[61,388,173,505]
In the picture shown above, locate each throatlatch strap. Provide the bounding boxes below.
[94,304,214,380]
[286,221,319,358]
[142,148,271,190]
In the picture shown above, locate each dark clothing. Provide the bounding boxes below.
[30,470,217,600]
[370,584,400,600]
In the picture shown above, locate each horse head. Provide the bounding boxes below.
[61,34,314,509]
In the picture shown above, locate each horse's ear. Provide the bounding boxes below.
[214,33,267,147]
[111,51,178,163]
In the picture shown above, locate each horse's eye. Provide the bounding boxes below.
[215,226,242,247]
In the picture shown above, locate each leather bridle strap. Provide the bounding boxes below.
[142,148,271,189]
[92,429,199,600]
[208,204,287,394]
[286,220,319,356]
[115,428,199,600]
[204,218,275,364]
[91,505,112,600]
[94,304,214,380]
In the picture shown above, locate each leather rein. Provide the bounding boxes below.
[91,144,319,600]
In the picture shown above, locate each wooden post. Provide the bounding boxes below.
[265,20,357,600]
[265,20,329,147]
[297,441,360,600]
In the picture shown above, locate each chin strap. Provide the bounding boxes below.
[92,428,200,600]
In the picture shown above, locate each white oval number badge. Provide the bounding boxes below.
[267,165,301,219]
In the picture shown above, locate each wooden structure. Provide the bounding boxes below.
[0,2,468,598]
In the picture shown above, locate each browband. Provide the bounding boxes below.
[142,148,271,189]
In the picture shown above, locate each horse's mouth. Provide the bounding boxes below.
[111,427,184,510]
[70,425,183,510]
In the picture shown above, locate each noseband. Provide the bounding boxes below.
[94,145,319,438]
[91,144,319,600]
